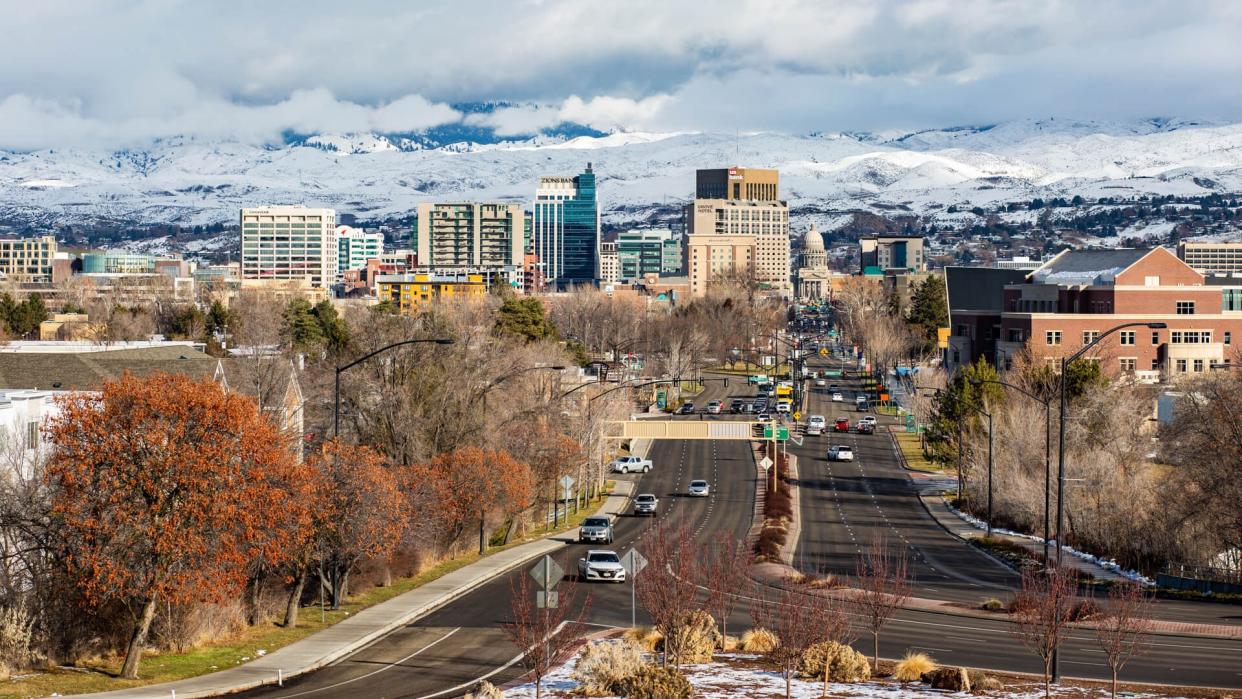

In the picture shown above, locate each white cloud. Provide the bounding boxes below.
[0,1,1240,149]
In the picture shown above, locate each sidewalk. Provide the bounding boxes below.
[82,481,636,699]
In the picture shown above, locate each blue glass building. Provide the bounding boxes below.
[533,164,600,289]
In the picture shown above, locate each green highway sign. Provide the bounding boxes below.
[763,425,790,441]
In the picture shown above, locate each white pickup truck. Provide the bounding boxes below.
[609,455,652,473]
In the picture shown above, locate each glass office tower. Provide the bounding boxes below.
[533,164,600,289]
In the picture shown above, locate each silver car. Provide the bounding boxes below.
[687,479,710,497]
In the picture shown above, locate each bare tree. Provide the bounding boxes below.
[751,583,845,699]
[503,567,590,699]
[1095,582,1153,699]
[1010,566,1078,699]
[699,530,752,644]
[634,522,701,668]
[853,535,911,671]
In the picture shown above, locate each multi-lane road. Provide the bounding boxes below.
[241,367,1242,697]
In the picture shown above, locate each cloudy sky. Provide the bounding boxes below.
[2,0,1241,150]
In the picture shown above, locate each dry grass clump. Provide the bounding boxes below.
[464,680,505,698]
[798,641,870,683]
[893,651,936,681]
[622,625,663,652]
[740,627,779,653]
[573,639,649,696]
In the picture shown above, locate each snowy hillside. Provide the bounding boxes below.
[2,118,1242,230]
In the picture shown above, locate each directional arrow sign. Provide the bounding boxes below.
[529,555,564,591]
[621,549,648,577]
[559,475,575,490]
[758,456,773,472]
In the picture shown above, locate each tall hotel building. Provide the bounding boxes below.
[685,167,791,296]
[240,206,337,288]
[532,164,600,289]
[413,202,524,270]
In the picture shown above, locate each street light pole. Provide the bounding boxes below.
[334,337,454,439]
[1050,320,1164,683]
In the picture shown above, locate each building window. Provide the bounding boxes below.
[1145,275,1160,286]
[1176,359,1188,373]
[25,422,38,450]
[1120,330,1135,346]
[1082,330,1099,345]
[1152,331,1160,345]
[1176,301,1196,315]
[1151,358,1160,371]
[1119,358,1136,373]
[1046,331,1061,346]
[1227,331,1232,345]
[1193,359,1205,372]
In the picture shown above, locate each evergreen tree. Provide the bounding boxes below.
[906,276,948,354]
[494,297,556,343]
[282,299,325,350]
[205,300,233,336]
[312,300,350,354]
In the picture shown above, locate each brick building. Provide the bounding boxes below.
[946,247,1242,381]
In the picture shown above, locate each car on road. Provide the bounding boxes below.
[834,416,851,432]
[705,400,723,414]
[578,516,614,544]
[859,415,877,427]
[831,391,844,402]
[633,493,659,516]
[677,402,695,415]
[578,550,626,583]
[814,378,827,387]
[610,455,652,473]
[827,445,855,462]
[756,412,773,422]
[687,479,710,497]
[806,414,826,435]
[730,399,745,413]
[775,401,791,414]
[856,421,875,434]
[828,384,839,393]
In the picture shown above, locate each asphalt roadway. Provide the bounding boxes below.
[240,372,1242,696]
[793,355,1242,688]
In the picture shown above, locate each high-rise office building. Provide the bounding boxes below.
[240,206,337,288]
[337,226,384,275]
[685,194,790,296]
[0,235,57,283]
[532,164,600,288]
[615,229,683,280]
[695,167,780,201]
[413,203,524,270]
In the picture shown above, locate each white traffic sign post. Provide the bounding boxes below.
[621,549,647,626]
[758,456,773,472]
[560,475,575,515]
[529,555,564,608]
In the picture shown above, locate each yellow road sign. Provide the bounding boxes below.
[819,347,829,357]
[793,411,802,421]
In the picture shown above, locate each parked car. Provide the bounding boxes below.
[831,391,844,402]
[806,415,827,435]
[610,455,652,473]
[827,445,855,462]
[834,416,850,432]
[578,516,614,544]
[856,421,875,434]
[678,402,696,415]
[687,479,710,497]
[706,400,723,414]
[633,493,659,516]
[578,550,626,583]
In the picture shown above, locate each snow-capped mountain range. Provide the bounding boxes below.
[3,117,1241,232]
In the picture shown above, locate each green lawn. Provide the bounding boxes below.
[894,431,942,473]
[1,493,611,699]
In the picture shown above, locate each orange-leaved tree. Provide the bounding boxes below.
[414,446,534,554]
[310,439,405,609]
[44,372,308,679]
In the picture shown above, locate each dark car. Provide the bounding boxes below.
[730,399,745,413]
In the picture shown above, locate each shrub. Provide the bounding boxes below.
[721,635,740,652]
[922,666,971,691]
[798,641,871,683]
[657,610,718,664]
[980,597,1005,612]
[622,626,663,652]
[1069,599,1101,621]
[573,639,648,696]
[756,525,787,561]
[0,606,35,673]
[614,665,693,699]
[740,627,779,653]
[464,681,505,699]
[893,651,936,681]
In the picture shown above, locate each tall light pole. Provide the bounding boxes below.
[1051,320,1165,683]
[971,378,1054,564]
[334,337,454,439]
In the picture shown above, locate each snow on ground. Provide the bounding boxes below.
[503,653,1188,698]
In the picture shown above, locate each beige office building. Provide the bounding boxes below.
[240,206,337,288]
[686,234,756,295]
[0,235,57,283]
[414,203,524,270]
[685,198,790,295]
[695,167,780,201]
[1177,241,1242,274]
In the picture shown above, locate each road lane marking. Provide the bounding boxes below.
[272,626,461,697]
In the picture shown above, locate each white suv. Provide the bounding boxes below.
[827,445,855,462]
